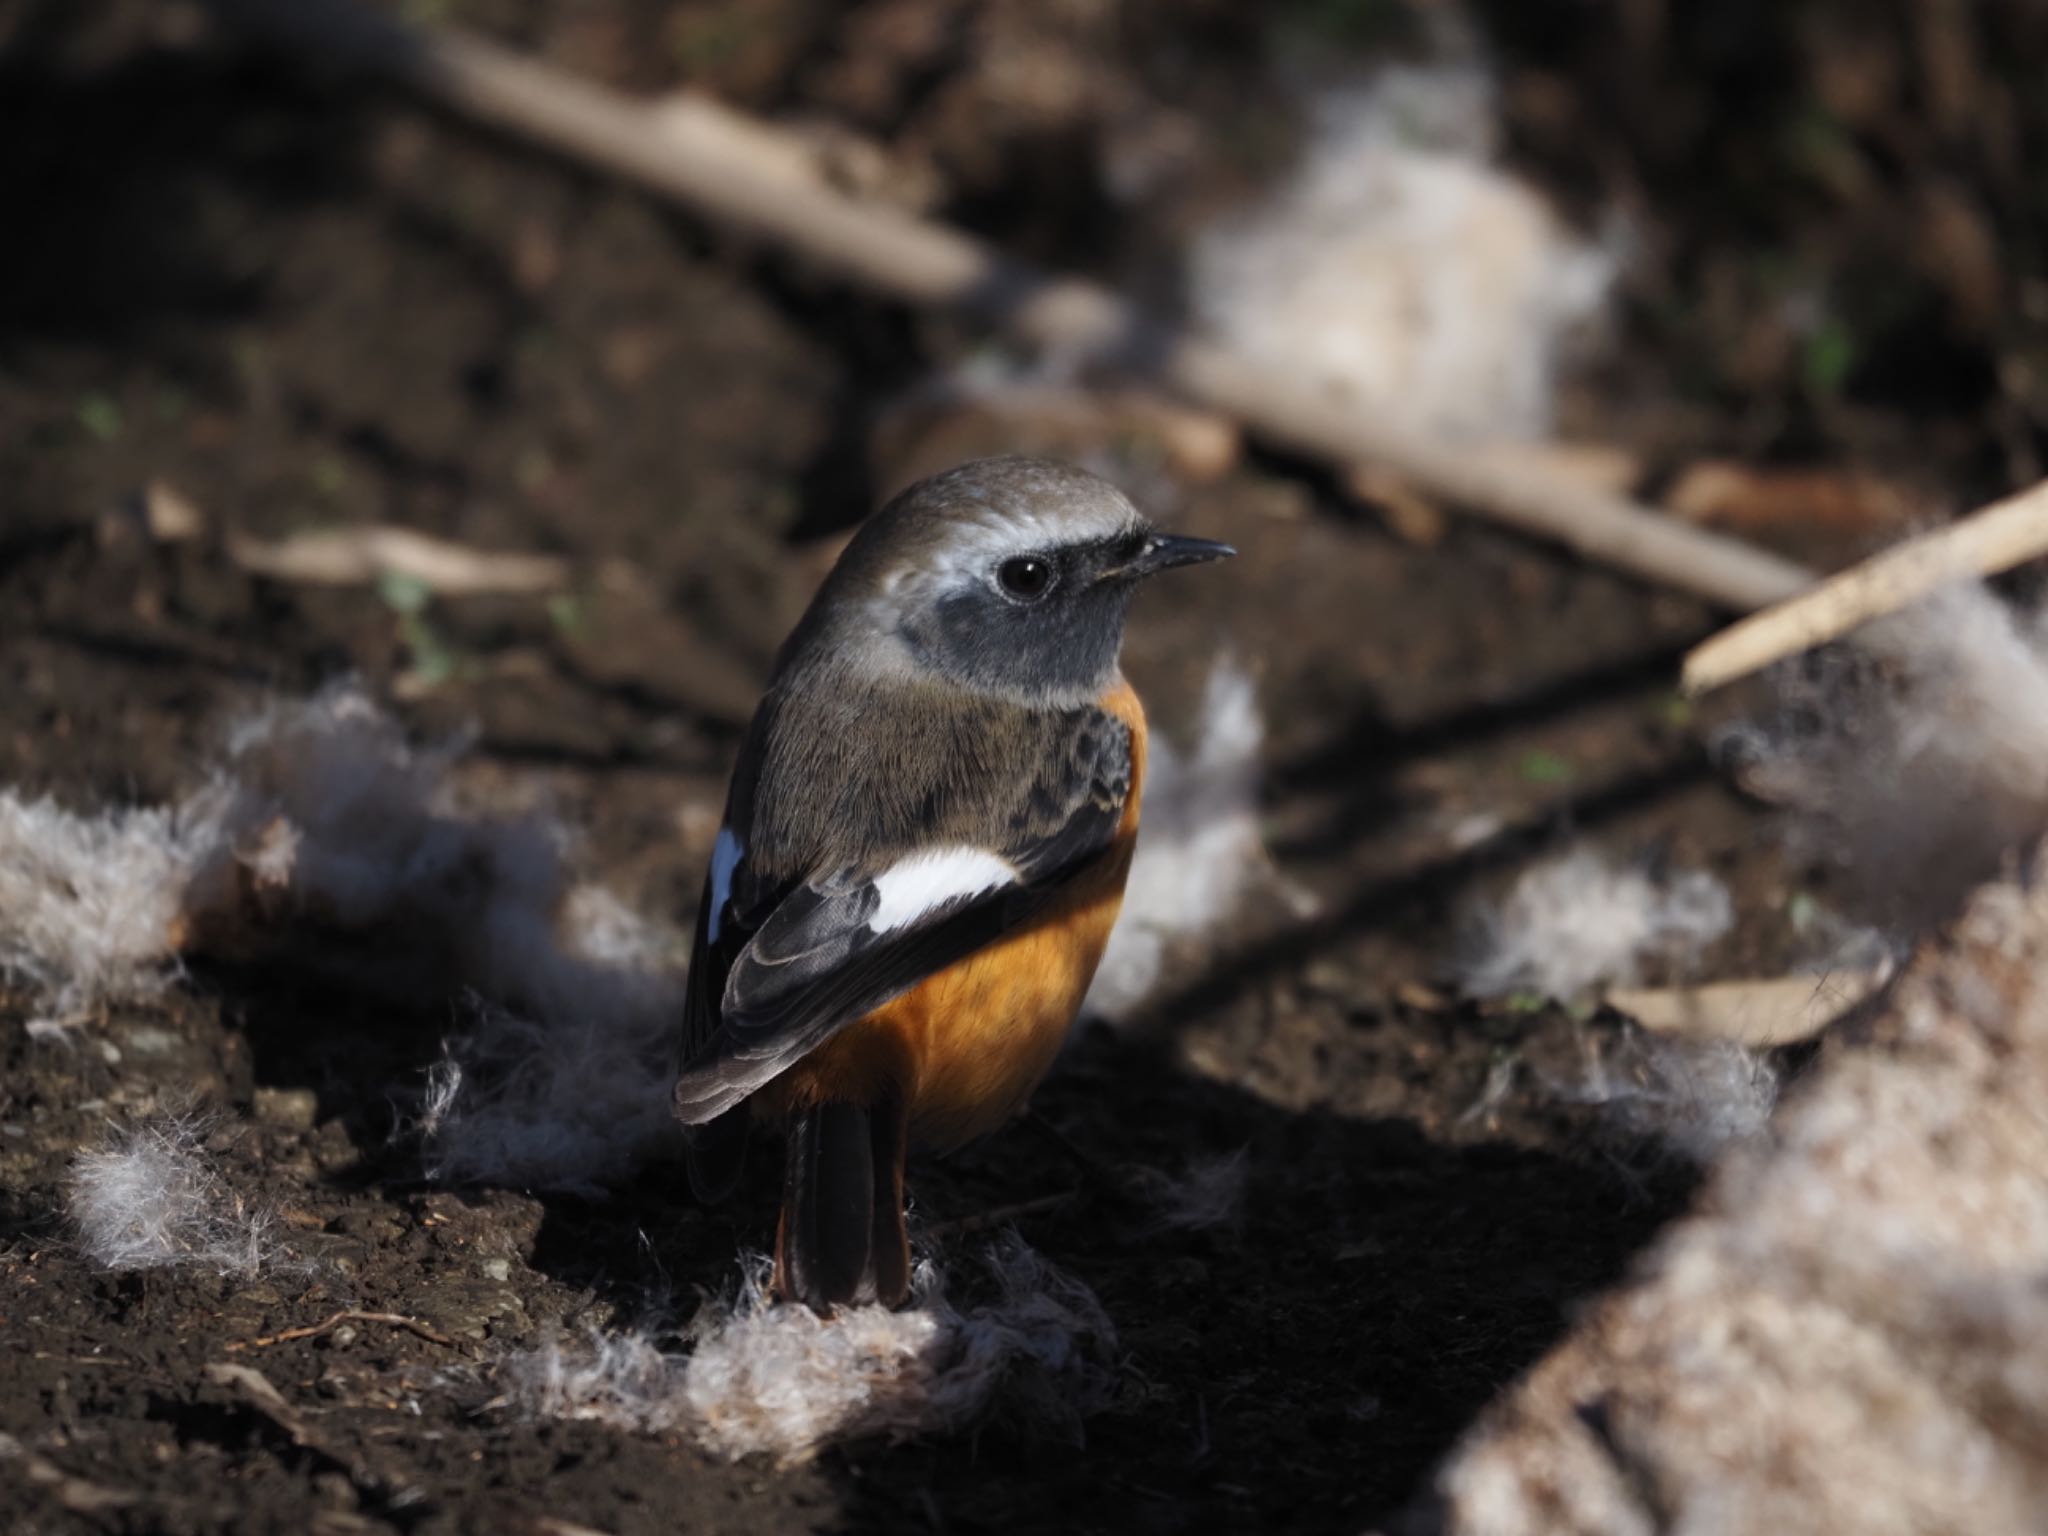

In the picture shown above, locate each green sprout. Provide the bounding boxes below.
[1518,749,1575,785]
[77,393,123,443]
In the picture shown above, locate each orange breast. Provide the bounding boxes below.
[762,679,1147,1151]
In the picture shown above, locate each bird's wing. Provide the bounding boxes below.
[673,707,1132,1125]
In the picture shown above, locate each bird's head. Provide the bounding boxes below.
[813,457,1234,707]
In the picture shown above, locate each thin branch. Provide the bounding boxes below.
[205,0,1816,612]
[1683,478,2048,694]
[227,526,569,596]
[226,1307,471,1354]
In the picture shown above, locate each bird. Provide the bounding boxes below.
[672,455,1233,1312]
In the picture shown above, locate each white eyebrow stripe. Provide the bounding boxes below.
[867,846,1019,932]
[707,827,744,944]
[913,513,1149,592]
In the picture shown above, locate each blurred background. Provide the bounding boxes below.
[5,2,2046,1532]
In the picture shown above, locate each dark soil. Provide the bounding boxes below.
[1,1,2021,1532]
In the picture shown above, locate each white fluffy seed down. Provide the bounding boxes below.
[1191,65,1614,442]
[1458,848,1733,1004]
[67,1118,278,1277]
[0,788,231,1025]
[0,684,686,1193]
[1549,1027,1779,1165]
[1422,861,2048,1536]
[1130,1148,1249,1232]
[507,1238,1117,1464]
[1087,661,1270,1023]
[1727,584,2048,935]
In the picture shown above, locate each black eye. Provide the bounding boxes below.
[996,555,1054,601]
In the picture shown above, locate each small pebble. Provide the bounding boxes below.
[253,1086,320,1131]
[119,1024,182,1058]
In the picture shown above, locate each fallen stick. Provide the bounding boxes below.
[205,0,1816,612]
[1683,477,2048,693]
[1605,968,1887,1046]
[225,1307,471,1354]
[228,525,569,596]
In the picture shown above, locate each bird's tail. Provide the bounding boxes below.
[774,1093,910,1312]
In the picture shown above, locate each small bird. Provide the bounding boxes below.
[672,456,1232,1311]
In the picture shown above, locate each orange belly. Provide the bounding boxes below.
[760,679,1147,1152]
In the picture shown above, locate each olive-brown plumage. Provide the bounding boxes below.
[673,456,1231,1310]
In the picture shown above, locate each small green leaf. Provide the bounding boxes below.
[1518,750,1574,785]
[545,592,586,636]
[77,393,123,442]
[399,612,457,688]
[376,569,433,616]
[1803,320,1857,397]
[1788,892,1820,934]
[1503,989,1548,1015]
[514,446,554,492]
[311,457,347,496]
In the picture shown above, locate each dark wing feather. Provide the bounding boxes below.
[678,831,785,1066]
[673,708,1131,1124]
[679,870,728,1079]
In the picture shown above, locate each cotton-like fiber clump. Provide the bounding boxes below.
[1727,585,2048,935]
[1087,661,1268,1022]
[418,981,675,1195]
[1458,848,1733,1003]
[1191,65,1614,441]
[0,683,684,1193]
[191,688,687,1193]
[508,1238,1117,1464]
[1550,1027,1778,1163]
[1418,854,2048,1536]
[0,789,231,1026]
[67,1118,276,1276]
[1131,1148,1249,1232]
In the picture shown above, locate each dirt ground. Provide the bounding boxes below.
[1,2,2029,1532]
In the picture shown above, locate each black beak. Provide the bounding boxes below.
[1130,533,1236,577]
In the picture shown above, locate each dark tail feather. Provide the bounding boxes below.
[869,1091,911,1308]
[775,1102,874,1311]
[684,1108,749,1205]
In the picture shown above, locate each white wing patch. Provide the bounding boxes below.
[706,826,744,944]
[867,846,1019,933]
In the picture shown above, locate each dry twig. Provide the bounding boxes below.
[228,526,568,596]
[1683,477,2048,693]
[206,0,1815,611]
[226,1307,471,1354]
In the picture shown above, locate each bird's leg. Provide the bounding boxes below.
[868,1088,912,1308]
[773,1103,875,1313]
[771,1112,811,1306]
